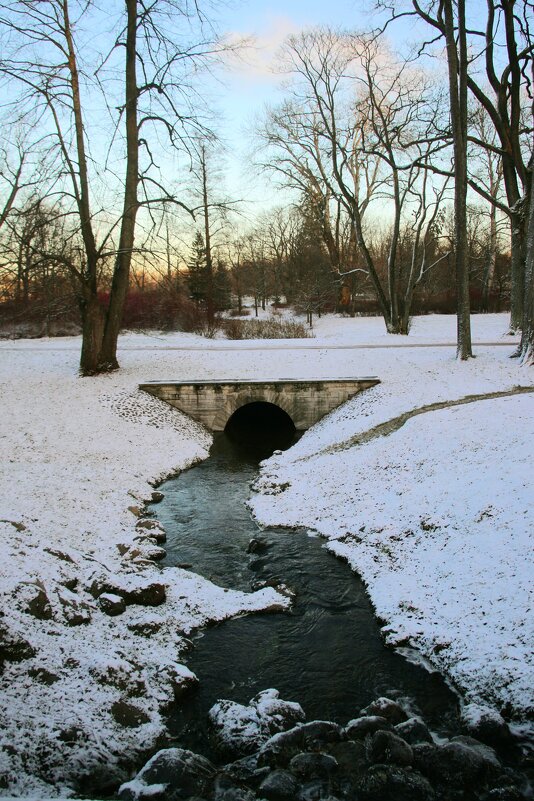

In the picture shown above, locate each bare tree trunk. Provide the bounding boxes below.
[509,206,526,330]
[98,0,139,370]
[199,145,215,327]
[350,212,392,329]
[166,221,173,282]
[232,259,243,313]
[387,165,402,331]
[400,274,417,334]
[1,0,223,374]
[79,292,105,375]
[466,0,526,333]
[444,0,472,359]
[16,239,25,303]
[316,192,341,272]
[60,0,102,373]
[482,200,498,311]
[412,0,529,347]
[518,155,534,364]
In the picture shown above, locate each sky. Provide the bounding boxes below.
[0,0,441,241]
[196,0,441,223]
[148,0,509,235]
[201,0,383,219]
[1,0,499,243]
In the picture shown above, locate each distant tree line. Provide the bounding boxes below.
[0,193,511,337]
[0,0,532,366]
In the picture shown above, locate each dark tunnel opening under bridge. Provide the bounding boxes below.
[224,401,298,459]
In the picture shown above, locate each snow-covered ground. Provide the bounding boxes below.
[0,313,532,797]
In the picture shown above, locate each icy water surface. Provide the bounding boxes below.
[154,425,461,755]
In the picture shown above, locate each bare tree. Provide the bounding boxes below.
[0,144,26,232]
[520,161,534,363]
[443,0,472,358]
[185,137,240,325]
[404,0,532,338]
[518,122,534,363]
[259,30,450,333]
[197,141,216,326]
[225,235,246,313]
[468,108,506,311]
[0,0,227,374]
[0,197,81,332]
[263,208,297,303]
[244,231,270,314]
[257,99,347,280]
[0,132,45,232]
[464,0,532,333]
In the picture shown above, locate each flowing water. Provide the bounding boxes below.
[154,415,461,756]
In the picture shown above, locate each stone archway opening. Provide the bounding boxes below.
[224,401,297,458]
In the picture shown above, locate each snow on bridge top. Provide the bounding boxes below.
[140,377,379,386]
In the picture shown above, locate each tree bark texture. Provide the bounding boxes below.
[509,206,526,330]
[97,0,140,371]
[79,293,106,376]
[519,156,534,364]
[444,0,472,359]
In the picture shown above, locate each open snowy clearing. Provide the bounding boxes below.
[0,312,532,798]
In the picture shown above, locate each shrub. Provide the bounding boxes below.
[221,318,312,340]
[228,308,251,317]
[0,291,80,339]
[222,318,245,339]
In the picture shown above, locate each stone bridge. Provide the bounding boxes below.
[139,377,380,431]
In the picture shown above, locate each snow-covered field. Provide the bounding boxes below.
[0,313,532,797]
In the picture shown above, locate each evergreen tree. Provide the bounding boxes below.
[214,259,232,311]
[187,231,208,306]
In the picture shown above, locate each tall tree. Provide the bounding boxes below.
[518,156,534,364]
[187,230,208,306]
[465,0,532,332]
[469,108,505,312]
[198,141,216,325]
[443,0,472,358]
[187,138,237,325]
[407,0,533,337]
[259,30,450,333]
[0,0,224,374]
[225,236,246,313]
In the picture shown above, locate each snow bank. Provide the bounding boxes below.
[249,334,533,720]
[0,313,531,796]
[0,338,290,797]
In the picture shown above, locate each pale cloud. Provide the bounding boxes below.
[224,14,301,84]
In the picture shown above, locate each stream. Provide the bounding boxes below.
[153,418,461,758]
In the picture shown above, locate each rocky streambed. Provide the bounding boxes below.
[124,428,532,801]
[119,692,530,801]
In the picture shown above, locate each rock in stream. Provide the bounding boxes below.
[118,692,530,801]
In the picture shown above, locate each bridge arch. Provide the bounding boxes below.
[212,390,301,432]
[224,400,297,455]
[225,400,296,431]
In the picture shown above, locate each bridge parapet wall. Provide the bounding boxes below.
[140,378,379,431]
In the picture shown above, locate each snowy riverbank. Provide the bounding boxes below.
[0,313,532,796]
